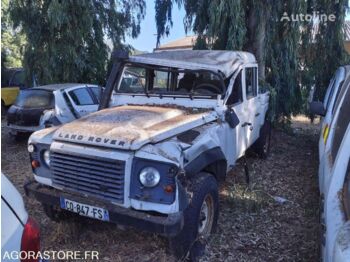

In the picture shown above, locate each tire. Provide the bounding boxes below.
[169,172,219,260]
[252,120,271,159]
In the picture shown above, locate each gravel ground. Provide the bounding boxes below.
[1,116,320,261]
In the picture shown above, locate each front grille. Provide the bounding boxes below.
[51,151,125,203]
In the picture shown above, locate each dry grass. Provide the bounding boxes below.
[1,116,320,261]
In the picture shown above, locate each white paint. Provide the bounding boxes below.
[319,67,346,194]
[1,173,29,262]
[322,124,350,262]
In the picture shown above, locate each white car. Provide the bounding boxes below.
[320,76,350,261]
[310,66,350,194]
[6,84,101,139]
[310,66,349,194]
[1,173,41,262]
[40,83,102,127]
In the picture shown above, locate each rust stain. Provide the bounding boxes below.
[55,105,212,145]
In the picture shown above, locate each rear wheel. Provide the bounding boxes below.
[169,172,219,260]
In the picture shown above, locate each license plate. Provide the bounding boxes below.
[60,197,109,221]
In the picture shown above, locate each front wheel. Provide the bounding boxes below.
[169,172,219,260]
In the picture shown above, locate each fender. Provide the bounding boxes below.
[184,147,227,182]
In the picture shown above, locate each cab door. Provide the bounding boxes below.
[225,69,249,160]
[64,86,100,118]
[243,66,260,147]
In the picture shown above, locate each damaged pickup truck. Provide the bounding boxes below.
[25,50,270,257]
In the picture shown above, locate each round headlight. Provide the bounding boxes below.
[139,167,160,188]
[28,144,35,153]
[43,150,50,166]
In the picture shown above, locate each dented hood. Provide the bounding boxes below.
[53,105,217,150]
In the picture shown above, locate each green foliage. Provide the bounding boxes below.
[306,0,349,101]
[265,0,304,121]
[1,0,26,69]
[9,0,145,85]
[155,0,349,123]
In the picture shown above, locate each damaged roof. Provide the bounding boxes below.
[32,83,96,91]
[128,50,256,78]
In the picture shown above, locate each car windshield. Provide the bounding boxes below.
[115,65,225,98]
[14,89,54,108]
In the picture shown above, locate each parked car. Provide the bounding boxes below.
[24,50,270,257]
[1,68,36,115]
[6,83,101,139]
[1,173,41,262]
[310,66,350,194]
[318,74,350,261]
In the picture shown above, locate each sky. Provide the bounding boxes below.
[125,1,190,52]
[126,2,350,52]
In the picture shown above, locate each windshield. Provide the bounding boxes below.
[14,89,54,108]
[115,65,225,97]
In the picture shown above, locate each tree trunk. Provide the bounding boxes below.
[245,5,267,80]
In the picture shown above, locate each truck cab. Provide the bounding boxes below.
[25,50,269,257]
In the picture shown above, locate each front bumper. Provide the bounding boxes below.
[24,180,183,237]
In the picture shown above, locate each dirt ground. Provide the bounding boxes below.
[1,116,320,262]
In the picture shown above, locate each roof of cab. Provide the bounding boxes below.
[128,50,257,78]
[29,83,97,92]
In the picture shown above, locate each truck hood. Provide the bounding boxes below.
[53,105,218,150]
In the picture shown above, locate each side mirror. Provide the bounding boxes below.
[225,108,240,129]
[309,101,326,117]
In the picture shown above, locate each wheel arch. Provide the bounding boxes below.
[184,147,227,183]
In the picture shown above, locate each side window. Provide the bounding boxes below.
[332,80,345,114]
[69,88,96,105]
[324,77,336,108]
[152,70,170,92]
[343,161,350,219]
[118,66,146,93]
[10,71,25,87]
[245,67,257,99]
[330,86,350,165]
[90,87,101,103]
[226,71,243,105]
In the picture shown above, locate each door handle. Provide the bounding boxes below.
[241,122,252,127]
[255,113,260,117]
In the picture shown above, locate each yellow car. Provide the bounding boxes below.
[1,69,26,114]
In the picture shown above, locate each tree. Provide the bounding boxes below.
[155,0,349,123]
[1,0,26,69]
[9,0,145,85]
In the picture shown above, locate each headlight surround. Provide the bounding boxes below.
[28,144,35,153]
[130,157,178,204]
[43,150,50,166]
[139,167,161,187]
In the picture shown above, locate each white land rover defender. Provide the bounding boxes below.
[25,50,270,257]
